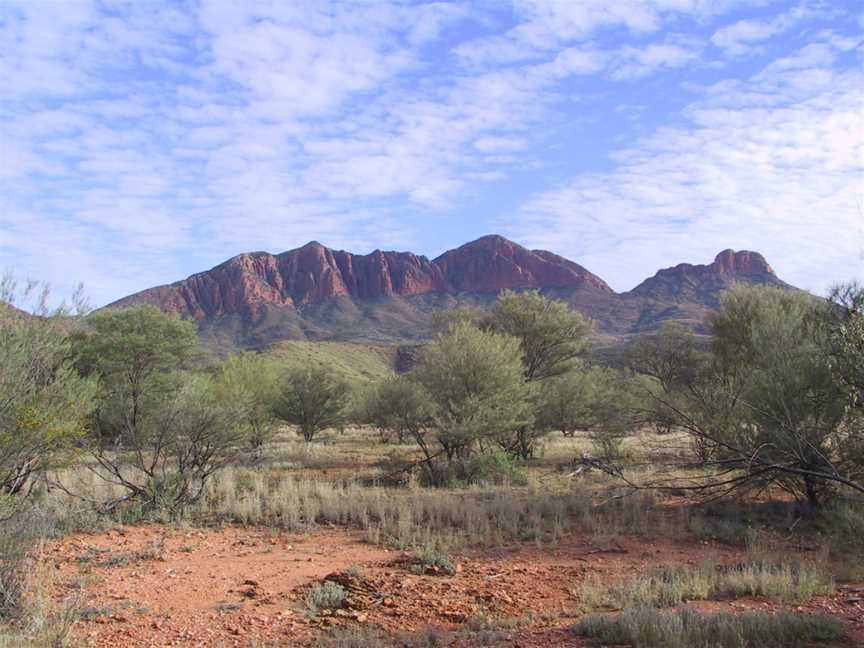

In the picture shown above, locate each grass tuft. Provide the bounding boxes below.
[573,607,844,648]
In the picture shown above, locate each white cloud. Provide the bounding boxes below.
[711,4,815,56]
[1,0,859,307]
[508,36,864,295]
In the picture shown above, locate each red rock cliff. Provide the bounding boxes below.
[109,235,611,319]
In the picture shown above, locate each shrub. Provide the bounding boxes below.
[460,450,527,487]
[573,607,844,648]
[717,560,834,603]
[0,312,95,497]
[274,365,350,442]
[306,580,347,612]
[580,564,714,609]
[411,547,456,576]
[688,514,750,545]
[0,509,48,617]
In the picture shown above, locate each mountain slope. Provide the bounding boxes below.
[627,249,788,304]
[107,236,797,348]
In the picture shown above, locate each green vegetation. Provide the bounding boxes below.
[482,290,592,459]
[269,340,396,382]
[573,608,844,648]
[1,280,862,646]
[274,364,351,442]
[580,559,833,609]
[72,306,253,515]
[624,286,864,508]
[305,580,347,613]
[0,308,95,500]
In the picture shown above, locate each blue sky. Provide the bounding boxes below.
[1,0,862,307]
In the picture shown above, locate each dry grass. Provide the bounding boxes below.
[573,607,844,648]
[580,558,834,609]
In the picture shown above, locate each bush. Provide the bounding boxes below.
[461,450,527,487]
[274,365,350,442]
[573,607,844,648]
[411,547,456,576]
[0,313,95,496]
[306,580,347,612]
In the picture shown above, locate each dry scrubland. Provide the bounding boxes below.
[4,427,863,648]
[2,284,863,647]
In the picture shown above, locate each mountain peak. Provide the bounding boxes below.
[435,235,611,293]
[460,234,518,249]
[628,248,782,303]
[711,249,774,276]
[109,236,611,319]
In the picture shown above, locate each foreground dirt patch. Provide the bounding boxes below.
[50,526,390,647]
[48,525,864,647]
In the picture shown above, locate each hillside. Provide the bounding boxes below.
[108,236,792,349]
[267,341,397,382]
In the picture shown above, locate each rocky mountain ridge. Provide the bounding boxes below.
[109,235,790,348]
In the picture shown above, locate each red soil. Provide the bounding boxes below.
[46,525,863,647]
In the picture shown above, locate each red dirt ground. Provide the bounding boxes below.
[46,525,863,647]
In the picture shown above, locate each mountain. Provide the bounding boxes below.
[627,249,787,304]
[108,236,795,348]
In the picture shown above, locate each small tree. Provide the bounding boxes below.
[363,375,433,445]
[485,290,591,381]
[623,287,864,509]
[214,353,280,458]
[414,321,533,464]
[273,365,350,442]
[482,290,592,458]
[74,306,248,514]
[0,314,95,500]
[363,375,442,482]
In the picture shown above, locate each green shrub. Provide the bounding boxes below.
[573,607,844,648]
[462,450,527,486]
[717,560,833,603]
[688,514,750,545]
[411,547,456,576]
[305,581,347,612]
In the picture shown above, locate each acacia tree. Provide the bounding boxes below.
[414,321,533,467]
[362,375,432,444]
[827,283,864,487]
[362,374,443,481]
[273,365,350,442]
[625,287,863,509]
[214,352,280,458]
[0,312,95,500]
[482,290,592,458]
[74,306,250,513]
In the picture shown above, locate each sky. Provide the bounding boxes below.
[1,0,862,307]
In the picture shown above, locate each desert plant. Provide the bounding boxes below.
[213,352,280,457]
[573,607,843,648]
[411,547,456,575]
[73,306,251,514]
[306,580,346,612]
[362,375,434,446]
[482,290,592,458]
[580,559,833,610]
[413,321,533,471]
[624,287,864,508]
[274,365,350,442]
[0,311,95,499]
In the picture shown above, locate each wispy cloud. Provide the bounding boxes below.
[508,33,864,294]
[0,0,860,305]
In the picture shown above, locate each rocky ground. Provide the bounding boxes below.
[45,524,864,647]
